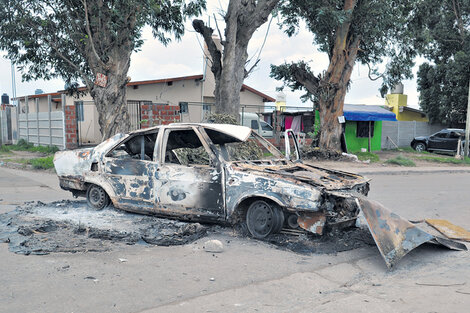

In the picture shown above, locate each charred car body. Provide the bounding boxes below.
[54,123,466,268]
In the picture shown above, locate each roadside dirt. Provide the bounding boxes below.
[0,200,375,256]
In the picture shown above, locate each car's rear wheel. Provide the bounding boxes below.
[246,200,278,239]
[414,142,426,152]
[86,184,110,210]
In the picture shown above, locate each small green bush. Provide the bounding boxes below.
[354,151,380,162]
[29,155,55,169]
[385,155,416,166]
[4,140,58,154]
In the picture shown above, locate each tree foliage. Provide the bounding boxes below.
[413,0,470,125]
[270,0,418,150]
[0,0,205,139]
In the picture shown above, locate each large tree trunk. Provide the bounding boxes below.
[316,0,360,151]
[215,44,248,117]
[193,0,279,120]
[89,58,131,140]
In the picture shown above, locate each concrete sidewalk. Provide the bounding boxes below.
[310,160,470,175]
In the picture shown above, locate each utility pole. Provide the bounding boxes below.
[465,80,470,158]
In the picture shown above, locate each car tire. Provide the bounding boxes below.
[86,184,110,210]
[271,205,285,234]
[414,142,426,152]
[246,200,276,239]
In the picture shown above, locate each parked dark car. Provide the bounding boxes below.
[411,128,465,153]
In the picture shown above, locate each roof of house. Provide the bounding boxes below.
[399,106,427,117]
[14,74,275,102]
[343,104,397,121]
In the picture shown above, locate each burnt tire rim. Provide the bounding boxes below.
[246,201,274,239]
[88,185,107,209]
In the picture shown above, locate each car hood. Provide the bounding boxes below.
[54,148,97,177]
[229,161,369,191]
[413,136,428,141]
[54,133,126,177]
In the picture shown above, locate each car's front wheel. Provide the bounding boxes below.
[246,200,284,239]
[86,184,110,210]
[414,142,426,152]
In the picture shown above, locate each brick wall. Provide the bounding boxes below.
[140,104,180,128]
[64,105,78,149]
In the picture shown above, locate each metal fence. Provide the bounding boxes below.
[17,95,65,149]
[0,106,13,145]
[381,120,447,149]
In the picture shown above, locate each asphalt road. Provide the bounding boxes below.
[1,166,470,313]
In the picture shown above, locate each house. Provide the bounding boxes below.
[381,84,446,148]
[14,73,274,146]
[385,83,428,122]
[342,104,397,152]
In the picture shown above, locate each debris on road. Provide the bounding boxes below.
[0,200,376,256]
[425,219,470,242]
[203,239,224,253]
[357,198,467,268]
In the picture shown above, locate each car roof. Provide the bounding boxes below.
[128,123,253,142]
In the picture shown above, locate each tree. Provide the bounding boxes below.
[0,0,205,139]
[413,1,470,126]
[192,0,279,118]
[270,0,416,151]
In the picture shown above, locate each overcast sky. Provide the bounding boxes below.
[0,0,421,109]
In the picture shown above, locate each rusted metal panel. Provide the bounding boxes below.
[298,212,326,235]
[425,219,470,242]
[357,198,467,269]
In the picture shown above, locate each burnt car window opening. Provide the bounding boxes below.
[165,129,211,166]
[106,133,157,161]
[356,121,374,138]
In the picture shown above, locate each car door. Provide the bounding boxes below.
[428,131,449,150]
[101,132,158,212]
[446,131,462,151]
[154,126,225,221]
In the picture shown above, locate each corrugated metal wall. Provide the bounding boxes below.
[381,121,446,149]
[18,111,65,149]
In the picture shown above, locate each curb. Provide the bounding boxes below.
[357,168,470,175]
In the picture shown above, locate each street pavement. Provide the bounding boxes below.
[1,165,470,312]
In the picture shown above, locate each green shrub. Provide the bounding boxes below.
[5,140,58,154]
[354,151,380,162]
[29,155,55,169]
[385,155,416,166]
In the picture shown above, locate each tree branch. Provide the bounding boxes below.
[213,13,224,45]
[192,19,222,79]
[82,0,107,69]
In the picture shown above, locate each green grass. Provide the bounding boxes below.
[2,158,30,164]
[354,151,380,162]
[385,155,416,167]
[1,139,58,154]
[384,147,431,154]
[3,156,54,169]
[415,155,470,165]
[29,155,55,169]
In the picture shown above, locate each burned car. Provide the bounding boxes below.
[54,123,466,268]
